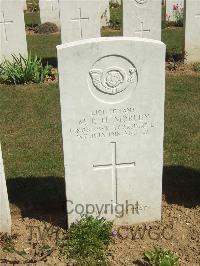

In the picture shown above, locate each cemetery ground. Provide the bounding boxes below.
[0,71,200,265]
[0,9,200,266]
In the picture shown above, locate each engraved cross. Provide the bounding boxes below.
[51,2,54,12]
[71,8,89,38]
[50,1,58,12]
[135,21,150,38]
[0,11,14,42]
[93,142,135,204]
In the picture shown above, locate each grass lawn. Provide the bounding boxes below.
[0,75,199,179]
[27,34,60,66]
[162,27,184,60]
[0,7,199,265]
[26,28,184,62]
[0,6,198,204]
[24,7,184,60]
[0,83,64,179]
[25,12,40,26]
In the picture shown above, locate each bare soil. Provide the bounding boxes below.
[0,196,199,265]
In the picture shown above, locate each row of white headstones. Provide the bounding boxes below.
[0,0,199,234]
[0,0,200,63]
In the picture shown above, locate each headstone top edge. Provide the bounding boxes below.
[56,37,166,50]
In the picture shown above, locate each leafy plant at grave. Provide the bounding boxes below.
[27,0,39,13]
[110,1,121,9]
[0,54,54,85]
[166,46,185,69]
[109,3,121,30]
[173,4,184,27]
[144,246,179,266]
[35,22,59,34]
[60,215,113,265]
[193,62,200,72]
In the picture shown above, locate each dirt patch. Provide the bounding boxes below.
[101,26,121,33]
[109,201,200,266]
[0,199,199,266]
[166,62,200,76]
[25,28,60,35]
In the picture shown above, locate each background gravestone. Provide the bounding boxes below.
[23,0,27,11]
[123,0,162,41]
[0,0,27,63]
[100,0,110,27]
[184,0,200,62]
[0,144,11,234]
[57,37,166,225]
[166,0,184,21]
[39,0,60,28]
[60,0,102,43]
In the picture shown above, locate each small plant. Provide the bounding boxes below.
[35,22,59,34]
[193,62,200,72]
[110,1,121,9]
[0,54,54,85]
[27,0,39,13]
[60,215,113,265]
[173,4,184,27]
[144,246,179,266]
[109,3,121,30]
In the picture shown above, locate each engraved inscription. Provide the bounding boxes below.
[93,142,135,204]
[69,107,154,140]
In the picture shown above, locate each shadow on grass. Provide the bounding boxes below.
[42,57,57,68]
[163,166,200,208]
[6,166,199,227]
[7,176,67,228]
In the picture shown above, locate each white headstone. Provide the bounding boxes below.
[57,37,166,225]
[0,144,11,234]
[0,0,27,63]
[23,0,27,11]
[39,0,60,27]
[60,0,102,43]
[185,0,200,62]
[123,0,162,41]
[100,0,110,27]
[166,0,184,22]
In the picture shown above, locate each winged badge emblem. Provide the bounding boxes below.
[135,0,148,4]
[89,67,137,95]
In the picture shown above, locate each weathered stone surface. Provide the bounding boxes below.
[57,37,165,225]
[185,0,200,62]
[39,0,60,27]
[100,0,110,27]
[0,0,27,63]
[60,0,102,43]
[123,0,162,41]
[0,144,11,234]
